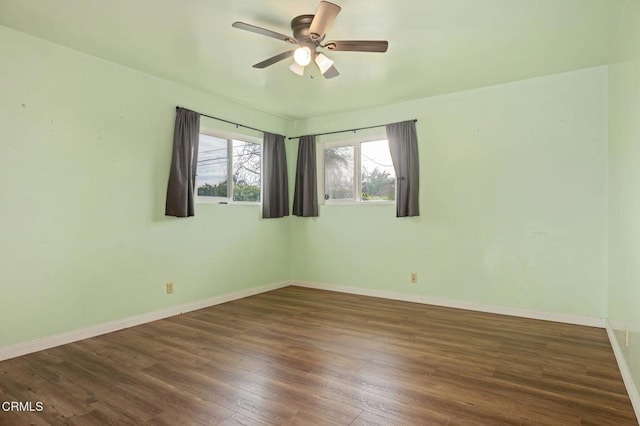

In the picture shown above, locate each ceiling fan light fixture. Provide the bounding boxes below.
[293,46,312,66]
[231,1,389,80]
[314,53,334,74]
[289,62,305,76]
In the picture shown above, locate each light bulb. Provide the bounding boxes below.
[289,62,305,76]
[293,46,312,66]
[314,53,334,75]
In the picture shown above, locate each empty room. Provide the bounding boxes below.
[1,0,639,424]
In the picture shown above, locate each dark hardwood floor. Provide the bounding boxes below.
[0,286,636,425]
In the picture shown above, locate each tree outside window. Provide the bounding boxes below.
[196,134,261,202]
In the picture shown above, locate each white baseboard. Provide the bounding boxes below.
[606,321,640,422]
[0,279,608,357]
[0,281,291,362]
[292,281,606,328]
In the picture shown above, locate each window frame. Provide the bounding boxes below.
[195,128,263,205]
[320,135,396,205]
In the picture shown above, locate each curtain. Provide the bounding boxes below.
[165,107,200,217]
[292,135,319,217]
[386,120,419,217]
[262,132,289,219]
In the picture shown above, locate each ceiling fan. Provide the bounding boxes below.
[232,1,389,79]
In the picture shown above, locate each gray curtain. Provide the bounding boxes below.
[262,132,289,219]
[292,135,318,217]
[165,108,200,217]
[386,120,419,217]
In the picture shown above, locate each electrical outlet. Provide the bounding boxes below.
[410,272,418,284]
[166,282,174,295]
[625,328,629,347]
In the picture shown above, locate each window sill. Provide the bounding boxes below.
[196,199,260,206]
[323,201,394,206]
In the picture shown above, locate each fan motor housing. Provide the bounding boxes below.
[291,15,319,44]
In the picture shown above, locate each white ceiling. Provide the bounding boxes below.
[0,0,628,119]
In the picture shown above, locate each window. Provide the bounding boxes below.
[196,132,261,203]
[323,139,395,203]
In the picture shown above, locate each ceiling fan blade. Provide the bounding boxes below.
[232,22,296,44]
[325,40,389,53]
[309,1,341,40]
[322,65,340,79]
[252,50,295,69]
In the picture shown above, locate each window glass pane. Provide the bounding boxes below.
[232,140,261,202]
[197,134,228,197]
[361,140,395,201]
[325,146,355,200]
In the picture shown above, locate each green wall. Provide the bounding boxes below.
[289,66,609,318]
[0,22,614,353]
[608,0,640,402]
[0,26,291,348]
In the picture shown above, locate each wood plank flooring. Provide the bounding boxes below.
[0,286,636,425]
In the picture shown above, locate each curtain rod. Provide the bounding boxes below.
[176,106,268,135]
[288,119,417,140]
